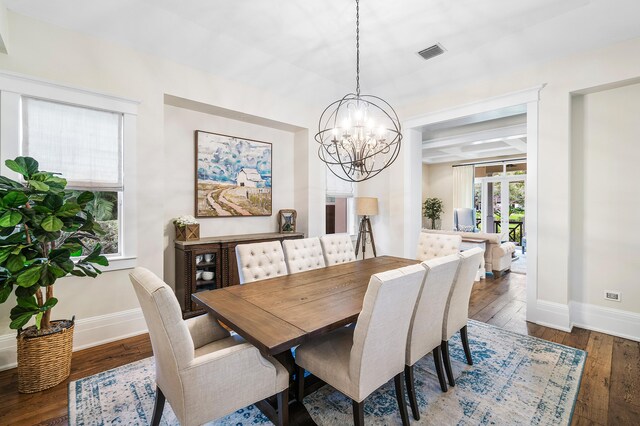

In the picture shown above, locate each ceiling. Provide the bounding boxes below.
[5,0,640,106]
[421,110,527,164]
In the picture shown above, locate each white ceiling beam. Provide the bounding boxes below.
[423,147,523,164]
[504,137,528,151]
[421,123,527,150]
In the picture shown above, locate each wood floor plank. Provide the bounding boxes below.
[607,337,640,425]
[1,271,638,425]
[573,331,614,425]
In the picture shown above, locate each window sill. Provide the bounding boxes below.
[67,256,137,276]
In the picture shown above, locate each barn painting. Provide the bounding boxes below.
[195,131,272,217]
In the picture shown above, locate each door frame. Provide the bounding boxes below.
[400,85,544,323]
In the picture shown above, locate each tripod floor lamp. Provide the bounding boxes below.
[355,197,378,259]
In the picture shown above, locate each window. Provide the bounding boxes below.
[23,98,123,256]
[325,170,356,235]
[0,71,137,270]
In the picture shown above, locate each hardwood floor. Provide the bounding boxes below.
[0,272,638,425]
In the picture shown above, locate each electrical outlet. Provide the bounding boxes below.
[604,290,621,302]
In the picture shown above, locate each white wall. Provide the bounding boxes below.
[421,162,454,231]
[0,10,326,368]
[162,104,296,288]
[374,36,640,337]
[570,82,640,314]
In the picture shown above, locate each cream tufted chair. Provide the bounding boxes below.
[416,231,462,261]
[129,268,289,426]
[282,237,326,274]
[295,264,425,426]
[319,233,356,266]
[404,254,460,420]
[440,247,485,387]
[235,241,288,284]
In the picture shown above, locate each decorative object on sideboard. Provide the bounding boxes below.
[173,215,200,241]
[0,156,109,393]
[355,197,378,259]
[423,197,444,230]
[278,209,297,233]
[195,130,272,217]
[315,0,402,183]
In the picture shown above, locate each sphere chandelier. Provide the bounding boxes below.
[315,0,402,183]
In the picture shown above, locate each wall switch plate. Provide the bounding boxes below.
[604,290,621,302]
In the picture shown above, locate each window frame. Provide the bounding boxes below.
[0,71,138,272]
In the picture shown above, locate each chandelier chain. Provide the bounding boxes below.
[356,0,360,96]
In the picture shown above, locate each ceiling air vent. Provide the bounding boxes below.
[417,43,446,61]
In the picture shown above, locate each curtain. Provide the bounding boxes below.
[23,97,123,190]
[452,165,474,209]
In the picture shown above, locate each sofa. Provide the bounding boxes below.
[421,229,516,277]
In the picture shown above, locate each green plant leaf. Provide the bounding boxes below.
[6,254,26,273]
[75,263,98,278]
[83,243,109,267]
[0,210,22,227]
[42,194,64,212]
[15,265,43,287]
[16,295,39,310]
[0,247,13,264]
[40,216,64,232]
[2,192,28,208]
[34,311,43,329]
[42,297,58,309]
[56,202,81,217]
[0,284,12,303]
[0,175,23,189]
[10,312,33,330]
[28,180,49,191]
[76,191,95,205]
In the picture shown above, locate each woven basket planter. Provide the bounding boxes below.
[17,320,74,393]
[175,223,200,241]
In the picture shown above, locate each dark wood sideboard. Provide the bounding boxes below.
[175,232,304,318]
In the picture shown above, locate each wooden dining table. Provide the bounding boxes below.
[192,255,418,356]
[191,255,419,424]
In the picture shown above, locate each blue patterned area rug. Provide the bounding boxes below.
[68,320,585,425]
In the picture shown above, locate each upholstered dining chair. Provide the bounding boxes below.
[282,237,326,273]
[416,231,462,261]
[295,264,425,426]
[319,233,356,266]
[129,268,290,426]
[440,247,485,387]
[405,254,461,420]
[235,241,288,284]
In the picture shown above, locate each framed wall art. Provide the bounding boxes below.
[195,130,272,217]
[278,209,297,233]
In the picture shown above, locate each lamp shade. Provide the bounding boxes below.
[355,197,378,216]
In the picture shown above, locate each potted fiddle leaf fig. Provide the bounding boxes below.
[0,156,109,393]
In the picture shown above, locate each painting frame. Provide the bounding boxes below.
[194,130,273,218]
[278,209,297,233]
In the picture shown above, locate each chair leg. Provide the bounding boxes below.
[433,346,448,392]
[460,325,473,366]
[441,340,455,387]
[277,388,289,426]
[151,385,165,426]
[352,399,364,426]
[404,365,420,420]
[296,364,305,402]
[394,372,410,426]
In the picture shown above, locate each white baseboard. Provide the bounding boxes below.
[534,300,572,332]
[0,308,147,372]
[570,301,640,342]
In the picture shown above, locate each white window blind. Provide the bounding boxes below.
[22,97,123,190]
[326,167,354,196]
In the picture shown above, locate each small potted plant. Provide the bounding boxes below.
[0,156,108,393]
[173,215,200,241]
[422,197,444,230]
